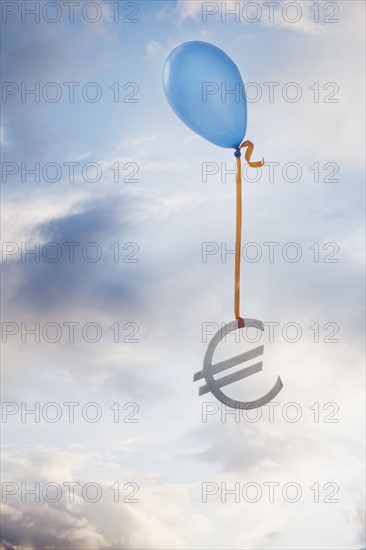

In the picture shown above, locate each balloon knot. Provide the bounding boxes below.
[234,150,241,158]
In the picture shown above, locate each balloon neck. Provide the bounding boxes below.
[234,149,241,158]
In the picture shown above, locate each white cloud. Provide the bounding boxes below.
[176,0,204,21]
[0,127,7,145]
[147,40,162,57]
[75,151,93,161]
[176,0,332,32]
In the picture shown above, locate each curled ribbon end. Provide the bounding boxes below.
[240,141,264,169]
[248,159,264,168]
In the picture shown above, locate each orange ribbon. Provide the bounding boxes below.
[234,141,264,327]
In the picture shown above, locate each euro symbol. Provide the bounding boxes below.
[194,319,283,410]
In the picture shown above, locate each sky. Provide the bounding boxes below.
[0,0,365,548]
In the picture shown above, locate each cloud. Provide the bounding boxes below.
[344,499,366,549]
[147,41,162,57]
[0,445,209,550]
[1,541,33,550]
[1,2,124,165]
[0,127,7,145]
[1,505,109,550]
[175,0,204,21]
[176,0,331,33]
[2,194,141,316]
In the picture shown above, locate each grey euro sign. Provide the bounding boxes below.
[194,319,283,410]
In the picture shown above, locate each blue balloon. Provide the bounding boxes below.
[163,41,247,149]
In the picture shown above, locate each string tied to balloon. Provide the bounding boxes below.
[234,140,265,329]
